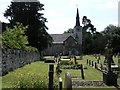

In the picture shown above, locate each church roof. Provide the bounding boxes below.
[50,33,74,44]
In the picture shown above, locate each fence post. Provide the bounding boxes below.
[64,72,72,90]
[48,64,54,90]
[59,77,62,90]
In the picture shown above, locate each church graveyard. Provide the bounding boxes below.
[1,55,120,89]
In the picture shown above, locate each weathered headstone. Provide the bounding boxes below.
[103,40,117,86]
[64,72,72,90]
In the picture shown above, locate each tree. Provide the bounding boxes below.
[102,24,120,53]
[4,0,52,55]
[2,22,37,51]
[64,28,74,33]
[82,16,96,34]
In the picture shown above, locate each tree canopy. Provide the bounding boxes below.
[2,22,37,51]
[4,0,52,53]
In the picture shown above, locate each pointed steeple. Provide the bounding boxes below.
[75,8,80,26]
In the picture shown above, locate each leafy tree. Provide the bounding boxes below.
[102,24,120,53]
[4,0,52,55]
[2,22,37,51]
[82,16,96,34]
[92,32,106,54]
[82,32,93,54]
[64,28,74,33]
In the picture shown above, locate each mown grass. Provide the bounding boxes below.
[1,55,120,89]
[57,55,119,89]
[0,77,2,89]
[2,61,58,88]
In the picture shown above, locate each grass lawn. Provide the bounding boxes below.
[0,77,2,89]
[2,61,58,88]
[1,55,120,89]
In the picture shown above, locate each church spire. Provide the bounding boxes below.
[75,8,80,26]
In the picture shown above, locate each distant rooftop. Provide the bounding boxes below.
[50,33,74,44]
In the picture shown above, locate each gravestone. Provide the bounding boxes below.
[103,40,117,86]
[87,59,88,65]
[81,64,85,79]
[64,72,72,90]
[74,56,77,64]
[89,60,91,66]
[92,61,94,67]
[48,64,54,90]
[94,62,97,68]
[118,55,120,78]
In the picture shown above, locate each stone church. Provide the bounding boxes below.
[43,8,82,56]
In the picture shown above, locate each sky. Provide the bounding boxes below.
[0,0,119,34]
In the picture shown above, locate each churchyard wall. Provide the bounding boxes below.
[1,48,40,76]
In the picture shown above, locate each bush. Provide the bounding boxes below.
[60,60,74,65]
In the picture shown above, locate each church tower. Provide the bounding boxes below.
[74,8,82,53]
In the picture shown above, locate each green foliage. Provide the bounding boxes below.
[4,1,52,52]
[60,60,74,65]
[2,22,28,49]
[102,24,120,53]
[2,22,37,51]
[64,28,74,33]
[61,64,81,69]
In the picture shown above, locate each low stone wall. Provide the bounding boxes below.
[1,48,40,76]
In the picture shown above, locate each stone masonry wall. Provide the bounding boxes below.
[1,48,40,76]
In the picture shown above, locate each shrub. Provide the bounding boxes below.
[60,60,74,65]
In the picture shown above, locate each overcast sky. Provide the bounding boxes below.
[0,0,119,34]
